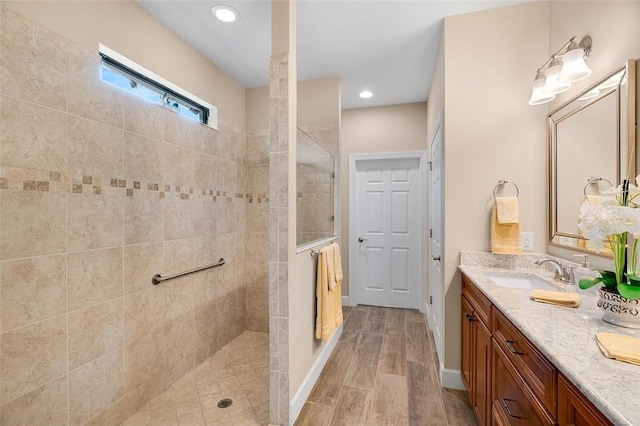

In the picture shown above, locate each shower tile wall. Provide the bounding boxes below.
[245,129,270,332]
[0,7,248,425]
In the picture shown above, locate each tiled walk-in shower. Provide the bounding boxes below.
[123,331,269,426]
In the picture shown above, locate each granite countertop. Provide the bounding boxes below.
[458,251,640,426]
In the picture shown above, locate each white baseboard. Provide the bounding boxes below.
[440,364,465,390]
[289,323,343,425]
[341,295,355,307]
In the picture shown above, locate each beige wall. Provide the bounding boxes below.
[340,103,429,296]
[246,77,341,131]
[439,2,549,371]
[436,0,640,376]
[547,1,640,264]
[548,1,640,110]
[4,0,246,128]
[0,5,248,425]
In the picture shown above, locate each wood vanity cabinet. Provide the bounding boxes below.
[461,274,612,426]
[462,276,492,426]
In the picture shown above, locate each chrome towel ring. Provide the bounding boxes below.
[493,180,519,199]
[583,177,613,197]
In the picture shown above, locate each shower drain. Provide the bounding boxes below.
[217,398,233,409]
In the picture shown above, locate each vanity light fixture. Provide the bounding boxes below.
[359,90,373,99]
[210,5,240,23]
[528,35,592,105]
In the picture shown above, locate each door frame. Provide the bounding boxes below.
[426,110,444,359]
[348,151,428,311]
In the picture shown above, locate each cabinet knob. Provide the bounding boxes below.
[501,398,522,419]
[465,313,476,322]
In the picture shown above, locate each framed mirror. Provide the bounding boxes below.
[548,59,637,253]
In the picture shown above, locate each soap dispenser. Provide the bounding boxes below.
[573,254,598,292]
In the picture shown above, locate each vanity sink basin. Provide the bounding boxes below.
[486,274,559,291]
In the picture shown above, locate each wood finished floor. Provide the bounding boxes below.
[296,305,476,426]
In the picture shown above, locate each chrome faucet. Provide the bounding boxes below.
[534,258,574,284]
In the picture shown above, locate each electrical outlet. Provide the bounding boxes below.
[522,232,534,251]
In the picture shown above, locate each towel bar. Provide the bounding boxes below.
[493,180,519,199]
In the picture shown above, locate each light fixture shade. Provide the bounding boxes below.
[557,48,591,84]
[543,71,572,95]
[546,57,563,77]
[528,71,555,105]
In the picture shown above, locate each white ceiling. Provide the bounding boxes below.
[137,0,531,110]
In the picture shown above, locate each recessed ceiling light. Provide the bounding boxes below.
[359,90,373,99]
[210,5,240,23]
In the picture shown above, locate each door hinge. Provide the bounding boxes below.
[428,161,432,171]
[330,215,335,221]
[429,296,433,304]
[429,229,433,238]
[331,172,336,179]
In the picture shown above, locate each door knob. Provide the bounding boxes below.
[358,238,367,243]
[432,255,441,262]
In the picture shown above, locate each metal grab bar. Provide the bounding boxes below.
[152,258,225,285]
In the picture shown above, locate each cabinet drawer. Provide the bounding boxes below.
[462,274,492,325]
[557,374,612,426]
[493,309,557,416]
[492,344,555,426]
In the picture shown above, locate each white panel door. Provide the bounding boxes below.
[429,121,444,360]
[355,158,420,308]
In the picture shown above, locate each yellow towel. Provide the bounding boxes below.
[496,196,519,224]
[315,246,344,341]
[490,204,521,254]
[529,289,581,308]
[330,242,343,291]
[595,332,640,366]
[325,244,336,290]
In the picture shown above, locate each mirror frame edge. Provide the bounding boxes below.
[547,58,638,256]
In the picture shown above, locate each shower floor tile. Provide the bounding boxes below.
[123,331,269,426]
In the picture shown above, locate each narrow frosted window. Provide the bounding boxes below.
[99,49,211,125]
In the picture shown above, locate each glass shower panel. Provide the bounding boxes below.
[296,128,335,246]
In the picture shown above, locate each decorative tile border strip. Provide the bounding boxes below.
[0,166,268,203]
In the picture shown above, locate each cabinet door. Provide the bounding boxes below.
[557,374,612,426]
[474,317,492,426]
[492,344,554,426]
[461,296,474,393]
